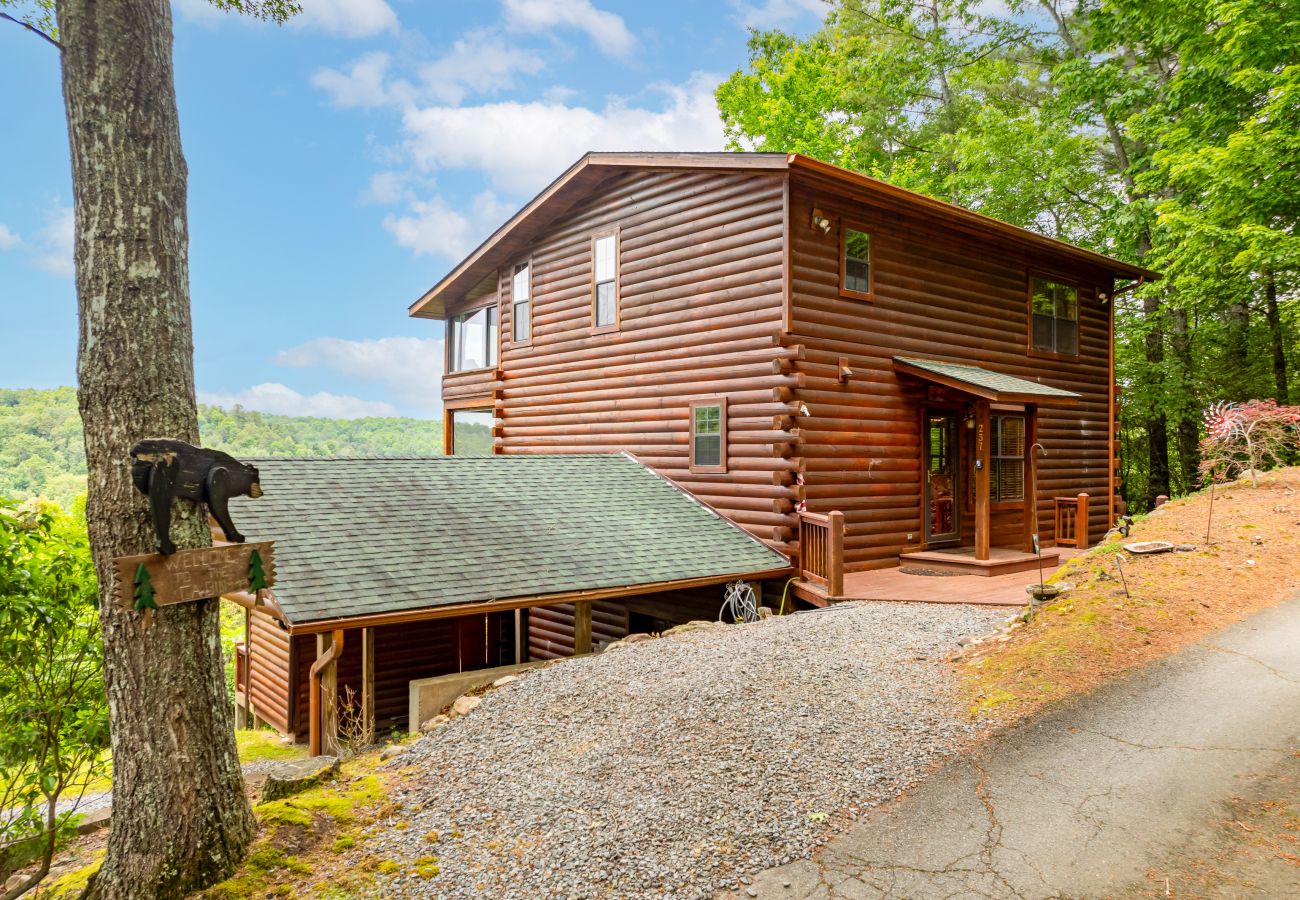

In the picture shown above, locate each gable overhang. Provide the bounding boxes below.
[410,152,1156,321]
[893,356,1082,405]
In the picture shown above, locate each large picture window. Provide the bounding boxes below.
[593,231,619,331]
[448,306,497,373]
[840,226,872,300]
[991,414,1026,503]
[689,398,727,474]
[1030,276,1079,356]
[512,261,531,343]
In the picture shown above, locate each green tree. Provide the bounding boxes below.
[0,498,108,899]
[4,1,299,896]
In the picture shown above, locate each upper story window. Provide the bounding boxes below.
[840,226,872,300]
[448,306,497,373]
[593,231,619,331]
[689,397,728,474]
[991,414,1026,503]
[1030,276,1079,356]
[511,261,531,342]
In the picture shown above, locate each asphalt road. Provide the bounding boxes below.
[751,594,1300,899]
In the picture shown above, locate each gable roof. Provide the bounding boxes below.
[893,357,1082,404]
[228,454,791,631]
[409,151,1157,319]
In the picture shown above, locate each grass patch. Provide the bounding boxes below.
[236,729,307,765]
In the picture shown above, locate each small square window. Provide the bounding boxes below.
[841,227,872,300]
[689,398,727,473]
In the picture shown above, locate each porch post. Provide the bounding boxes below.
[361,627,375,741]
[1023,405,1039,553]
[573,601,593,655]
[975,400,991,561]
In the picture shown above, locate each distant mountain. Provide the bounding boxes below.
[0,387,490,508]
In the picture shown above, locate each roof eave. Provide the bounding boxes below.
[892,357,1081,405]
[786,154,1159,283]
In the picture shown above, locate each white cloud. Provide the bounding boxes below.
[503,0,636,57]
[0,224,21,251]
[418,29,547,105]
[311,52,405,109]
[274,335,444,411]
[199,383,399,419]
[383,190,514,261]
[400,71,726,195]
[174,0,398,38]
[729,0,829,29]
[364,171,411,205]
[32,206,74,278]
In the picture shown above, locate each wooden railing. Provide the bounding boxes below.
[1053,493,1090,548]
[798,510,845,598]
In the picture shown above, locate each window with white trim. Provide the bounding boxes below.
[448,306,497,373]
[593,232,618,329]
[511,261,531,342]
[689,398,727,473]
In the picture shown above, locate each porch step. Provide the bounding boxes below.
[898,546,1060,578]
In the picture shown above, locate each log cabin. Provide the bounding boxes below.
[413,152,1157,603]
[222,454,791,752]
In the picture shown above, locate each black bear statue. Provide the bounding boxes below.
[130,439,263,555]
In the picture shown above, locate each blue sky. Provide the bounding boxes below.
[0,0,826,419]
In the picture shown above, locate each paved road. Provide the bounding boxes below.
[752,595,1300,899]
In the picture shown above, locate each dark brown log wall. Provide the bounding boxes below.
[245,606,292,735]
[788,177,1115,570]
[527,601,629,660]
[445,169,800,552]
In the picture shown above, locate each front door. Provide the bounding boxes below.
[924,412,960,544]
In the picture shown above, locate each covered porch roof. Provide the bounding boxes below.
[893,357,1081,404]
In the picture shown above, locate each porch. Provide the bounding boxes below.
[839,547,1081,607]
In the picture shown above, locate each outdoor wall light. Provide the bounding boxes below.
[811,208,832,235]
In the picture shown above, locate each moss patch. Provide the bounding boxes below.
[38,849,104,899]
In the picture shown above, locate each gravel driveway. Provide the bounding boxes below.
[364,601,1003,899]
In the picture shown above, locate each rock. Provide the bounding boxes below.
[75,806,112,834]
[662,620,718,637]
[758,606,774,619]
[451,694,482,717]
[380,744,405,760]
[492,675,519,688]
[420,714,450,733]
[260,755,339,802]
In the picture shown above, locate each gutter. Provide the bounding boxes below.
[308,629,344,757]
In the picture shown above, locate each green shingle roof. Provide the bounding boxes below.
[893,357,1081,402]
[228,454,790,625]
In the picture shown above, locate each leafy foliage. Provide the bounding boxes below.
[1199,400,1300,486]
[0,497,108,893]
[717,0,1300,509]
[0,388,489,507]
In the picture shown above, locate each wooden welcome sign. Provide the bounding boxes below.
[113,438,275,616]
[113,541,276,611]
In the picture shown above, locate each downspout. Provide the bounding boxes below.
[308,629,344,757]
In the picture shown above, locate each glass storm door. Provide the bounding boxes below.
[924,413,960,543]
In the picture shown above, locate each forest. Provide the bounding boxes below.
[0,388,491,508]
[716,0,1299,509]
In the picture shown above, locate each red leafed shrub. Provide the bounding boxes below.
[1200,400,1300,487]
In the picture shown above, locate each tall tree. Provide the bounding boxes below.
[5,0,296,895]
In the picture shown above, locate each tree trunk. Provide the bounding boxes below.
[56,1,255,896]
[1225,299,1251,399]
[1264,272,1290,404]
[1167,306,1200,491]
[1142,293,1172,504]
